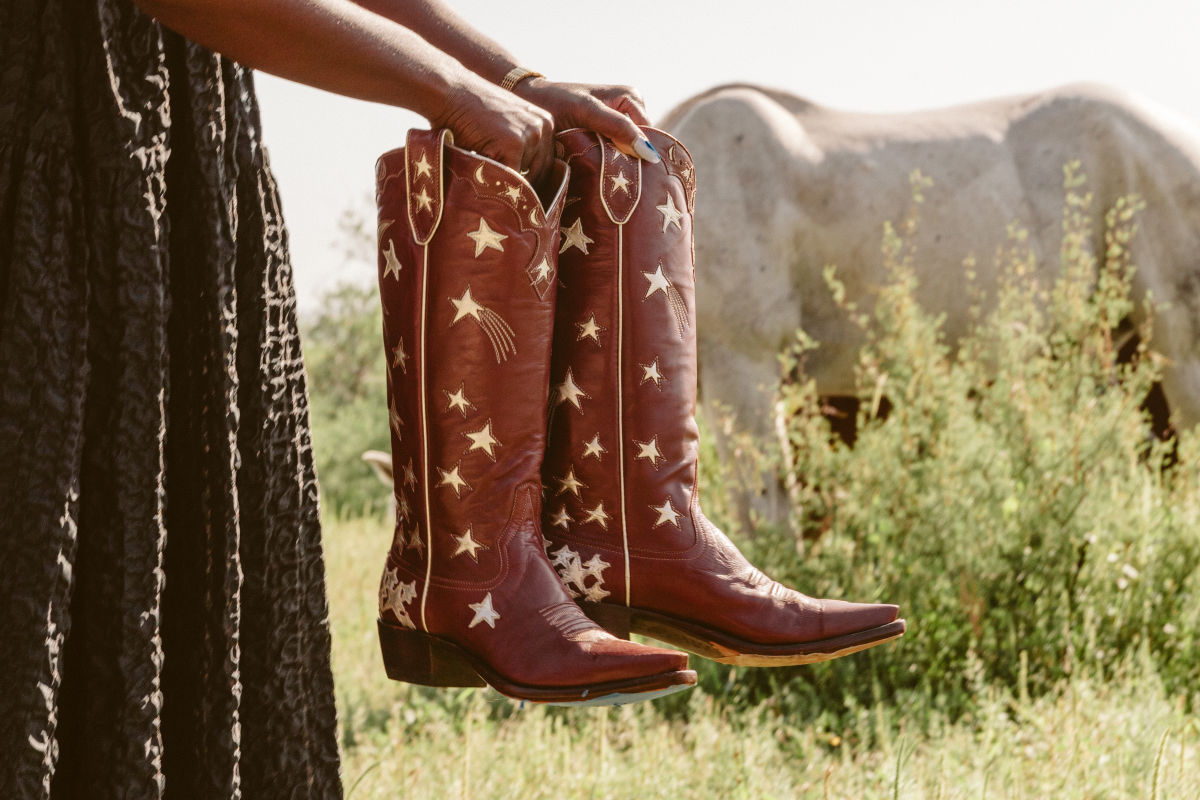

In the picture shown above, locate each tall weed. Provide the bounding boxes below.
[719,165,1200,725]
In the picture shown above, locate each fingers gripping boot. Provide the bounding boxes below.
[543,128,906,666]
[374,129,695,704]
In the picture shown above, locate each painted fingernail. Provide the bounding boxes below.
[634,137,660,163]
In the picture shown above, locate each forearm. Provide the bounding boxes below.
[350,0,526,86]
[133,0,481,120]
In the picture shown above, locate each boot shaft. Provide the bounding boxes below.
[377,130,568,606]
[544,129,704,605]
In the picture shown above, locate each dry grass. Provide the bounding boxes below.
[325,514,1200,800]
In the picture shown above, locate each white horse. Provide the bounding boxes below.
[663,82,1200,526]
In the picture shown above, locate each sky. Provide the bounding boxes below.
[253,0,1200,311]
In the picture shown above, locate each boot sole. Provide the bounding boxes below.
[582,604,907,667]
[377,618,698,705]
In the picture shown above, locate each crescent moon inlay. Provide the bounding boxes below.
[378,219,394,247]
[474,164,486,183]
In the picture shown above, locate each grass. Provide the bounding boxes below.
[325,513,1200,800]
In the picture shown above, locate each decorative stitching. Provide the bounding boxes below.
[449,285,517,363]
[641,262,689,338]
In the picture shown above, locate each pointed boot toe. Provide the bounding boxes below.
[819,600,901,639]
[580,631,692,676]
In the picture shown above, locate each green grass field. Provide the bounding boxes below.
[327,515,1199,800]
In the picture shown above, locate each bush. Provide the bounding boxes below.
[707,165,1200,729]
[301,280,392,518]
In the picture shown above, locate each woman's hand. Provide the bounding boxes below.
[430,75,558,185]
[514,79,661,163]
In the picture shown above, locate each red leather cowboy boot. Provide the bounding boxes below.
[543,128,906,666]
[374,129,696,704]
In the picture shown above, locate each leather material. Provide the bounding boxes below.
[375,129,688,688]
[545,127,899,648]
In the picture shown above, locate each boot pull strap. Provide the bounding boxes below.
[406,128,451,245]
[597,134,642,225]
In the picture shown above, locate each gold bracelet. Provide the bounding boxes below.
[500,67,544,92]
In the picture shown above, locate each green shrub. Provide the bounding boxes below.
[706,165,1200,728]
[301,280,392,519]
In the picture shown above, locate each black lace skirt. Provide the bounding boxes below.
[0,1,342,797]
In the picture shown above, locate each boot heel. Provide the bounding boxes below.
[582,602,633,639]
[377,619,486,688]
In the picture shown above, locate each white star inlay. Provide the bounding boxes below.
[583,554,610,580]
[634,436,665,469]
[656,193,684,232]
[391,337,409,373]
[381,567,417,629]
[388,397,404,437]
[466,217,507,257]
[444,381,475,416]
[452,525,487,561]
[382,239,403,281]
[639,358,665,387]
[643,265,672,299]
[437,462,471,498]
[550,544,577,569]
[547,545,610,602]
[560,555,587,590]
[651,497,682,528]
[576,314,604,344]
[554,368,588,410]
[409,526,426,557]
[450,287,484,323]
[556,466,586,497]
[531,258,553,283]
[582,581,611,603]
[550,505,573,529]
[464,419,501,460]
[582,501,610,529]
[582,433,606,461]
[468,592,500,629]
[503,184,523,203]
[610,170,631,195]
[559,218,594,255]
[414,187,433,213]
[413,151,433,179]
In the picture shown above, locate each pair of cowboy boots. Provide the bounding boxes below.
[373,127,905,706]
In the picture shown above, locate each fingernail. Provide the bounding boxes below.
[633,137,660,163]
